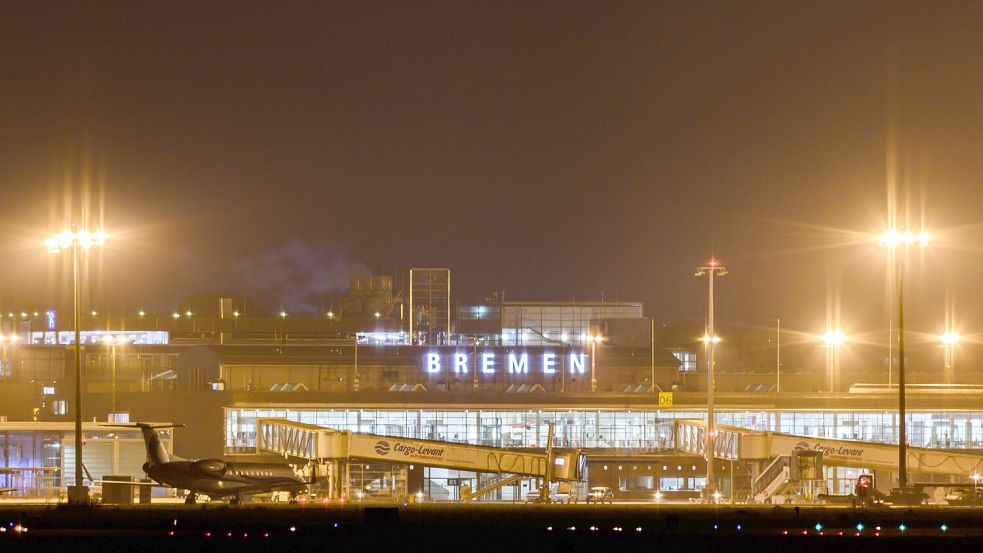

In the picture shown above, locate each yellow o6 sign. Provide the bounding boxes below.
[658,392,673,407]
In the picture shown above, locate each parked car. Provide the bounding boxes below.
[552,490,574,504]
[585,487,614,504]
[946,488,983,506]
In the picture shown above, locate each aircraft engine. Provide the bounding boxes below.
[192,459,228,477]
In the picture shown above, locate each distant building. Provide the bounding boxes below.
[408,268,451,345]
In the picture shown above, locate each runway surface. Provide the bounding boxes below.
[0,503,980,552]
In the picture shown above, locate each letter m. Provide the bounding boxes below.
[508,353,528,374]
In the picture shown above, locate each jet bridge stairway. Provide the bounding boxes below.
[460,474,524,501]
[752,455,791,503]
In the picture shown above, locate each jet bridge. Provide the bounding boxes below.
[256,418,587,500]
[674,419,983,475]
[675,419,983,502]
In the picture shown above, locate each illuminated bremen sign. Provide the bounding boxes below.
[424,351,587,375]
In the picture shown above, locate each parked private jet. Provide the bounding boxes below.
[115,423,309,504]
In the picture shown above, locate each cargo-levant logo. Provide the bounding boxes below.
[375,440,390,455]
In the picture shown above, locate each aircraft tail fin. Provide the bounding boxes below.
[102,423,184,465]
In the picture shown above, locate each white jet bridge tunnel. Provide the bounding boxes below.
[675,419,983,502]
[256,418,587,500]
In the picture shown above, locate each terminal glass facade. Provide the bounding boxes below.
[224,407,983,452]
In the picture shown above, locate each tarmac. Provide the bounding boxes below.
[0,502,981,552]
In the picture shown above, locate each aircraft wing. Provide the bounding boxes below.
[90,480,166,487]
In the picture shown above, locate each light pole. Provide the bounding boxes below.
[46,227,106,504]
[103,335,127,420]
[880,229,928,492]
[588,335,603,392]
[695,259,726,502]
[766,318,781,393]
[941,332,959,385]
[823,331,844,392]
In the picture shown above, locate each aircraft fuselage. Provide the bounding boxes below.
[145,459,307,499]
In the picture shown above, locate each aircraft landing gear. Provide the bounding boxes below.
[230,495,242,505]
[184,492,197,505]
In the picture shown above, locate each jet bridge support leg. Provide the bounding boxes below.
[327,460,339,499]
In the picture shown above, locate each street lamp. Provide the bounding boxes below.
[587,335,603,392]
[695,258,727,503]
[823,331,844,392]
[46,227,107,504]
[880,228,928,494]
[941,332,959,385]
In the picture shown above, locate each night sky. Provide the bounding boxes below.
[2,2,983,355]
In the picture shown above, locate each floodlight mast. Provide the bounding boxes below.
[695,259,726,502]
[46,226,106,505]
[880,229,928,492]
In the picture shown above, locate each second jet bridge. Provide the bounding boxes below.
[674,418,983,477]
[256,418,587,482]
[675,419,983,503]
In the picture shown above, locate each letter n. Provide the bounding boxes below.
[569,353,585,374]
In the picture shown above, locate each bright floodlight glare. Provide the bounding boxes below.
[880,229,929,248]
[941,332,960,345]
[102,334,114,344]
[702,335,720,344]
[823,331,844,346]
[46,229,107,252]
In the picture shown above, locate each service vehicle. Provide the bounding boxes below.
[585,486,614,504]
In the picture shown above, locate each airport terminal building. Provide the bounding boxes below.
[2,272,983,501]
